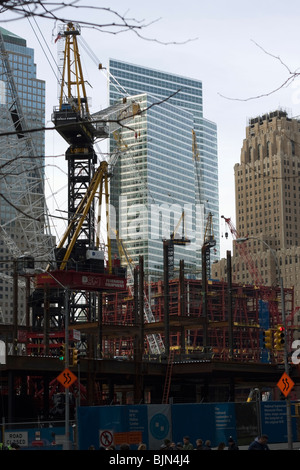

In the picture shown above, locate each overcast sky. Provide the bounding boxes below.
[1,0,300,257]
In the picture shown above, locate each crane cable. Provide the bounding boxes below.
[24,10,61,84]
[23,7,69,240]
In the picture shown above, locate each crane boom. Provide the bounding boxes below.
[221,215,264,286]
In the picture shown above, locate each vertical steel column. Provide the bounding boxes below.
[163,241,170,356]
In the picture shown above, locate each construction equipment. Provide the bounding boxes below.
[221,215,264,287]
[53,22,140,145]
[170,210,190,246]
[115,230,165,355]
[221,215,288,362]
[202,212,216,279]
[163,211,191,280]
[53,161,111,272]
[31,23,135,336]
[51,23,141,273]
[201,212,216,352]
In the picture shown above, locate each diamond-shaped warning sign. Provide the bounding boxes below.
[56,368,77,389]
[277,372,294,397]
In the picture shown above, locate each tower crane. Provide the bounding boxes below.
[32,23,139,335]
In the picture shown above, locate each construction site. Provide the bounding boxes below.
[0,23,299,424]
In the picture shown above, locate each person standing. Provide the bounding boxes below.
[248,435,269,450]
[203,440,212,450]
[195,439,204,450]
[228,437,239,450]
[182,436,194,450]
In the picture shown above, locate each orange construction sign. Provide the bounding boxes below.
[114,431,143,445]
[56,368,77,389]
[277,372,294,397]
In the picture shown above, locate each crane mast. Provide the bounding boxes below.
[202,211,216,279]
[58,23,89,116]
[32,23,129,334]
[52,23,98,263]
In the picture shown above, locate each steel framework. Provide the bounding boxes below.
[96,277,294,363]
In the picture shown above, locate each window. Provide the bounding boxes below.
[258,144,261,160]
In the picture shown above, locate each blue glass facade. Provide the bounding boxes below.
[109,59,219,278]
[0,27,45,225]
[0,27,46,322]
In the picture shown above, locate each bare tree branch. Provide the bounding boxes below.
[218,39,300,102]
[0,2,192,224]
[0,2,197,45]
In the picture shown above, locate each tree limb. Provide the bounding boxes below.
[218,39,300,102]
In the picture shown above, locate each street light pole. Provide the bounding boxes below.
[235,237,293,449]
[279,276,293,450]
[64,286,70,450]
[36,269,70,450]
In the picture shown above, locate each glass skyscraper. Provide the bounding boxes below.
[0,27,51,324]
[108,59,219,280]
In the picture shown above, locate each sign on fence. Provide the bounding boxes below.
[4,431,28,447]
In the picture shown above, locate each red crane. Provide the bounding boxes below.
[221,215,264,287]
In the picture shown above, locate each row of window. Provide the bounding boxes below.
[110,61,203,89]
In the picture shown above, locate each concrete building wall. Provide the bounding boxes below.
[214,110,300,309]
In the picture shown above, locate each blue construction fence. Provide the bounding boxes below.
[77,401,300,450]
[1,425,65,450]
[2,401,299,450]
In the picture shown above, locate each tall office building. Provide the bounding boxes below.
[108,59,219,279]
[213,110,300,308]
[0,28,52,324]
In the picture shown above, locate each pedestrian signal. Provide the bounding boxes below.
[263,329,272,349]
[274,325,285,350]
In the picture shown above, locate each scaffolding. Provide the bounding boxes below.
[98,277,294,364]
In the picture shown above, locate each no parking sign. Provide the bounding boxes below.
[99,429,114,448]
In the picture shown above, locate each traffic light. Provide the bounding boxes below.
[295,403,300,416]
[262,329,272,349]
[59,343,65,361]
[274,325,285,350]
[72,348,80,366]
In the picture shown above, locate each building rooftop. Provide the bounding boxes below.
[249,110,288,126]
[0,26,26,46]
